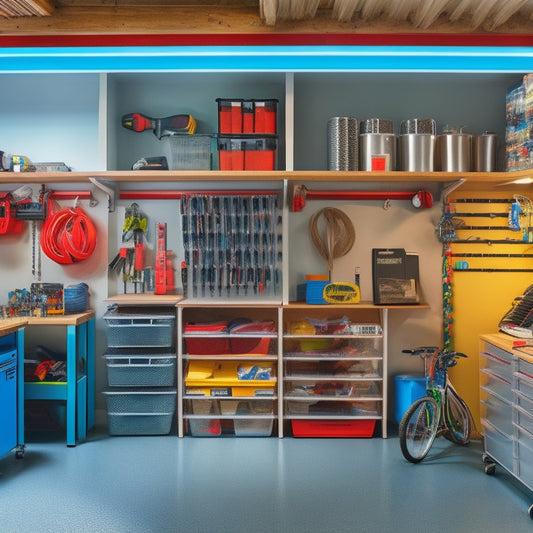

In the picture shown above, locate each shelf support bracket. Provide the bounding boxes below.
[440,179,466,203]
[88,177,118,212]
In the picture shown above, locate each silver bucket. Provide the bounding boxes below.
[359,133,396,171]
[436,130,472,172]
[398,134,436,172]
[474,131,498,172]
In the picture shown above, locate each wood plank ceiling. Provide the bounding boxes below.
[2,0,533,33]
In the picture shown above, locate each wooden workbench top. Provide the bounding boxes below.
[481,332,533,365]
[0,317,28,336]
[0,310,95,330]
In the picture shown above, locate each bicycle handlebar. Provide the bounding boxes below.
[402,347,468,360]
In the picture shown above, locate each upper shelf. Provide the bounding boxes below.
[0,170,531,189]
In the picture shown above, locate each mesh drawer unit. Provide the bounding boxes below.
[102,388,177,436]
[103,307,176,348]
[103,348,176,387]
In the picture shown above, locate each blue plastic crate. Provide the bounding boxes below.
[306,281,329,305]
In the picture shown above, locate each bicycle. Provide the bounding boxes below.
[398,346,474,463]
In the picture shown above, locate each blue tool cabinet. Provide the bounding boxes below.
[0,325,25,460]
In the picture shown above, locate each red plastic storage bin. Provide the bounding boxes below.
[218,135,278,171]
[291,419,376,438]
[228,320,276,355]
[184,321,229,355]
[217,98,278,134]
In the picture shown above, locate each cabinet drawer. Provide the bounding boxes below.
[480,352,513,383]
[484,343,514,364]
[514,372,533,403]
[481,392,513,436]
[514,425,533,491]
[284,379,380,399]
[517,357,533,379]
[481,418,514,473]
[480,371,513,403]
[515,403,533,436]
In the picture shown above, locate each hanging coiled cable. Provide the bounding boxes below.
[309,207,355,276]
[40,199,97,264]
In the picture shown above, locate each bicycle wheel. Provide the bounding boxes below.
[444,386,471,445]
[399,396,440,463]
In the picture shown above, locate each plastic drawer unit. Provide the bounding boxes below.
[480,334,533,518]
[103,306,177,437]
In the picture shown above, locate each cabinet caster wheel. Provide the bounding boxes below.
[15,445,25,459]
[484,463,496,475]
[482,453,492,464]
[528,504,533,520]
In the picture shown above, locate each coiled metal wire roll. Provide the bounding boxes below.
[309,207,355,275]
[327,117,358,171]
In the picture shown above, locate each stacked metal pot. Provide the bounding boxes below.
[327,116,498,172]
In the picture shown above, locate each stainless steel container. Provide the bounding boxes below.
[398,118,436,172]
[359,133,396,170]
[436,127,472,172]
[360,118,394,134]
[327,117,358,171]
[474,131,498,172]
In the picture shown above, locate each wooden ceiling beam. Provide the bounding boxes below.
[0,2,532,34]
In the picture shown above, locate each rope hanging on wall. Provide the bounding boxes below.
[309,207,355,277]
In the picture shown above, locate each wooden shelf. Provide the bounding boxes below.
[0,169,530,189]
[105,294,183,306]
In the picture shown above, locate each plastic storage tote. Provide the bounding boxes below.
[103,348,176,387]
[103,307,175,348]
[103,388,177,436]
[162,134,214,170]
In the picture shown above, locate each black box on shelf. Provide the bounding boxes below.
[372,248,419,305]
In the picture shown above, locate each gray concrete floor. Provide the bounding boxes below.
[1,425,533,533]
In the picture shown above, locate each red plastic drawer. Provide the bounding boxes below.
[217,135,278,171]
[291,419,376,438]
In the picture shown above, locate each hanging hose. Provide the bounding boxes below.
[309,207,355,276]
[40,202,97,264]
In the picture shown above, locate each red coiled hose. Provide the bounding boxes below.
[40,204,97,264]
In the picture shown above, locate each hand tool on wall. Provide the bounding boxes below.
[155,222,167,295]
[179,192,282,300]
[121,113,196,139]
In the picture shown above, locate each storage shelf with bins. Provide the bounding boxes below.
[102,304,178,436]
[2,46,527,443]
[178,304,281,438]
[282,304,386,438]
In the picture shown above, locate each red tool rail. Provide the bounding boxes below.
[290,184,433,211]
[119,190,280,200]
[48,191,93,202]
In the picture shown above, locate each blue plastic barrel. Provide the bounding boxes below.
[394,374,427,424]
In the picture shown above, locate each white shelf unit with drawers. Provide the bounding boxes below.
[178,304,281,438]
[479,333,533,518]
